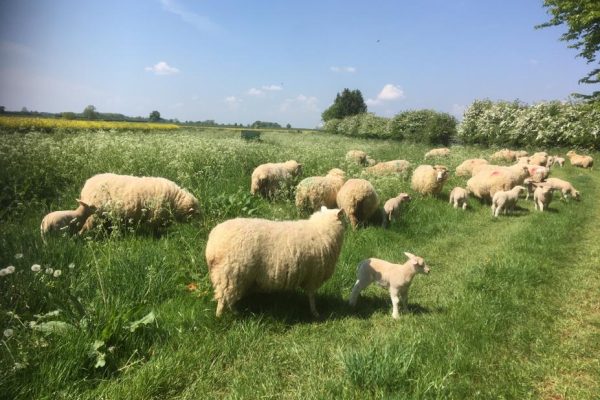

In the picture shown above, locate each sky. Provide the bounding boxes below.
[0,0,596,128]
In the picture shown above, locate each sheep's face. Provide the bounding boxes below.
[399,193,411,203]
[573,190,581,200]
[434,167,448,182]
[404,252,430,274]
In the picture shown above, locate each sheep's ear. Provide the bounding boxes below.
[404,252,416,260]
[336,208,344,219]
[77,199,89,207]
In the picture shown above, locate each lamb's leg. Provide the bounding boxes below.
[349,279,370,306]
[78,215,95,235]
[400,287,409,311]
[462,201,467,210]
[453,201,458,209]
[390,287,400,319]
[307,290,319,318]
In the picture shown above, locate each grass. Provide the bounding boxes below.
[0,128,598,399]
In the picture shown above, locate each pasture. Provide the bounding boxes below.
[0,128,598,399]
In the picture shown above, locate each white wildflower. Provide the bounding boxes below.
[45,267,54,275]
[68,263,75,269]
[31,264,41,272]
[15,253,23,259]
[3,328,14,338]
[4,266,16,274]
[0,269,7,277]
[53,270,62,278]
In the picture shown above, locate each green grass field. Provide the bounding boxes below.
[1,128,598,399]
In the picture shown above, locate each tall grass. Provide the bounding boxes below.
[0,128,598,399]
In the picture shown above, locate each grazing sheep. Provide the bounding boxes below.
[467,164,529,201]
[78,173,199,234]
[544,178,580,200]
[251,160,303,198]
[424,147,450,159]
[364,160,411,176]
[566,150,594,169]
[514,150,529,158]
[348,253,431,319]
[205,206,345,317]
[411,165,449,196]
[523,178,535,201]
[365,156,377,167]
[336,179,380,229]
[533,184,555,212]
[449,187,469,210]
[40,200,96,243]
[529,152,549,166]
[491,149,517,163]
[345,150,369,166]
[516,156,530,165]
[527,165,550,182]
[383,193,411,224]
[553,157,565,167]
[455,158,489,177]
[295,168,346,212]
[491,186,525,217]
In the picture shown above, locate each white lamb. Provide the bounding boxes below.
[295,168,346,212]
[251,160,302,198]
[336,178,380,229]
[78,173,199,234]
[553,157,565,167]
[348,253,431,319]
[527,165,550,182]
[205,206,345,317]
[523,178,535,201]
[533,184,555,212]
[491,186,525,217]
[40,200,96,243]
[449,187,469,210]
[544,178,580,200]
[410,165,449,196]
[383,193,411,224]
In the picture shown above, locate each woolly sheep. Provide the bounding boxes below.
[336,178,380,229]
[544,178,580,200]
[348,253,430,319]
[424,147,450,159]
[527,165,550,183]
[295,168,346,212]
[491,149,517,163]
[40,200,96,243]
[383,193,411,224]
[411,165,449,196]
[365,156,377,167]
[514,150,529,158]
[566,150,594,169]
[455,158,488,177]
[516,156,530,165]
[528,152,549,166]
[553,157,565,167]
[545,156,555,168]
[449,187,469,210]
[533,184,555,212]
[364,160,411,176]
[523,178,535,201]
[78,173,199,234]
[467,164,529,201]
[251,160,303,198]
[205,206,345,317]
[345,150,369,166]
[491,186,525,217]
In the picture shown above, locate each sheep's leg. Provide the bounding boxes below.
[78,215,95,235]
[462,201,467,210]
[453,201,458,209]
[491,204,496,217]
[307,290,319,318]
[349,279,370,306]
[400,288,409,311]
[348,214,359,230]
[390,287,400,319]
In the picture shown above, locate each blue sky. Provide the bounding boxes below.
[0,0,596,128]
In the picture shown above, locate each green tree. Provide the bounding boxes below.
[537,0,600,101]
[82,105,98,120]
[61,112,76,120]
[286,123,291,129]
[321,89,367,122]
[0,106,5,113]
[149,110,161,122]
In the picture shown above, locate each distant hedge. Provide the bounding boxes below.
[458,99,600,149]
[323,110,457,145]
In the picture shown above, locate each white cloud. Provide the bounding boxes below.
[366,84,405,106]
[330,66,356,73]
[280,94,318,112]
[160,0,219,32]
[261,84,283,91]
[145,61,180,75]
[225,96,242,104]
[247,88,263,96]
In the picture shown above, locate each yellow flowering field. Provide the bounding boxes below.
[0,116,179,132]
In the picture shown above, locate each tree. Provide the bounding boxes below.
[537,0,600,101]
[61,112,76,120]
[321,88,367,122]
[286,123,292,129]
[149,110,161,122]
[0,106,5,113]
[82,105,98,120]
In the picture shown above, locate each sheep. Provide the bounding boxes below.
[455,158,488,177]
[383,193,411,224]
[544,178,580,200]
[553,157,565,167]
[491,149,517,163]
[410,165,449,196]
[336,179,380,229]
[424,147,450,159]
[78,173,199,234]
[449,187,469,210]
[364,160,411,176]
[545,156,555,168]
[566,150,594,169]
[345,150,369,166]
[40,200,96,243]
[348,253,430,319]
[365,156,377,166]
[251,160,303,198]
[527,165,550,182]
[516,156,530,165]
[529,152,549,166]
[295,168,346,212]
[533,184,556,212]
[205,206,345,317]
[523,178,535,201]
[514,150,529,158]
[491,186,525,217]
[467,164,529,201]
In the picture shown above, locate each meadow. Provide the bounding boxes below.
[0,127,598,399]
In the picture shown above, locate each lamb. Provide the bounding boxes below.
[533,184,556,212]
[383,193,411,224]
[251,160,303,198]
[529,152,549,166]
[544,178,580,200]
[348,253,430,319]
[336,179,380,229]
[455,158,488,177]
[545,156,555,168]
[410,165,449,196]
[449,187,469,210]
[295,168,346,212]
[566,150,594,169]
[424,147,450,159]
[205,206,345,317]
[364,160,411,176]
[345,150,369,166]
[553,157,565,167]
[467,164,529,201]
[527,165,550,182]
[40,200,96,243]
[491,186,525,217]
[78,173,199,234]
[523,178,535,200]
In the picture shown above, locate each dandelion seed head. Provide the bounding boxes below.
[45,267,54,275]
[15,253,23,259]
[68,263,75,269]
[5,266,15,274]
[3,328,14,338]
[31,264,41,272]
[53,269,62,278]
[0,269,7,276]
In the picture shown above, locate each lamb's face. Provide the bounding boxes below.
[404,252,430,274]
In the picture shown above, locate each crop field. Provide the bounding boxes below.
[0,116,180,132]
[0,128,599,399]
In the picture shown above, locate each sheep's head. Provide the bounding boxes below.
[75,199,97,216]
[327,168,346,179]
[513,185,526,194]
[315,206,344,222]
[404,252,430,274]
[573,190,581,200]
[177,190,200,220]
[566,150,576,157]
[398,193,411,203]
[433,165,449,182]
[285,160,303,176]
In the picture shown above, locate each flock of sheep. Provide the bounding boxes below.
[39,146,593,319]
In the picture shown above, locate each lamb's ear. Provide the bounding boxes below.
[336,208,344,219]
[77,199,89,207]
[404,252,416,259]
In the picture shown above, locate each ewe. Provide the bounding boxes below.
[251,160,303,198]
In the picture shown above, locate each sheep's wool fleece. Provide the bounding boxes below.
[295,175,344,211]
[79,173,198,222]
[336,179,379,223]
[411,165,447,195]
[206,209,345,300]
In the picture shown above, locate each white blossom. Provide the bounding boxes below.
[53,269,62,278]
[3,328,14,338]
[31,264,41,272]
